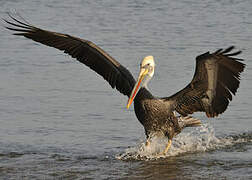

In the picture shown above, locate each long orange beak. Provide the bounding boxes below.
[127,68,149,109]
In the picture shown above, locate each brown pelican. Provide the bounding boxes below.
[4,15,245,154]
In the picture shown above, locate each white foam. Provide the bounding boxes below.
[116,123,249,161]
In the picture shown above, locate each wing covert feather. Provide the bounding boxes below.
[163,46,245,118]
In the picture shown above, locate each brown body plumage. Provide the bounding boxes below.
[3,14,245,154]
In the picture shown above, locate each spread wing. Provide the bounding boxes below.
[4,14,135,97]
[163,46,245,117]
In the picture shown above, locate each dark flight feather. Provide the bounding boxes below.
[164,47,245,117]
[4,14,136,97]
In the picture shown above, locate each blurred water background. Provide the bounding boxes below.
[1,0,252,179]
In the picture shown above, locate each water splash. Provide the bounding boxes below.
[116,123,252,161]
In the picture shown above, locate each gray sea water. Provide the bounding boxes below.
[1,0,252,179]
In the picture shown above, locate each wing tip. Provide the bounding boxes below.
[214,46,243,59]
[3,12,34,34]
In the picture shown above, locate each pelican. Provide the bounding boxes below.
[4,14,245,154]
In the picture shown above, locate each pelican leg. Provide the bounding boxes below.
[162,139,172,155]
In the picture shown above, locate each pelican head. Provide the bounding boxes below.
[127,56,155,109]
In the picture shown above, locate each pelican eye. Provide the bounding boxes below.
[142,63,150,69]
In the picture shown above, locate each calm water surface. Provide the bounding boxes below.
[1,0,252,179]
